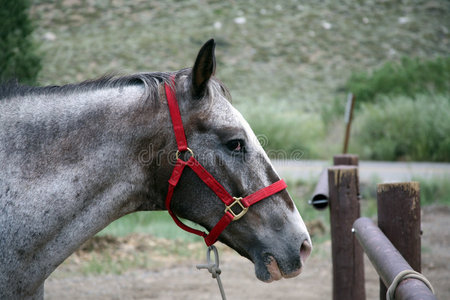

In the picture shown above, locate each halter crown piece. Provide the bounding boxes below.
[164,77,287,246]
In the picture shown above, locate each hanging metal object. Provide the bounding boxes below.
[196,245,227,300]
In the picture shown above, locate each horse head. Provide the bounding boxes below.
[157,39,311,282]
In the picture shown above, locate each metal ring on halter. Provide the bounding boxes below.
[176,147,194,161]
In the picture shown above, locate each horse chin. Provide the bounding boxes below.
[252,239,312,283]
[254,254,303,283]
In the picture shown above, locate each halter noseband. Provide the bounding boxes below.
[164,77,287,246]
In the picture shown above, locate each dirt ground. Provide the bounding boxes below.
[45,205,449,299]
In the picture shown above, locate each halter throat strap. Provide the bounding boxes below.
[164,77,287,246]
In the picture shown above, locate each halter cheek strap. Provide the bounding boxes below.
[164,77,287,246]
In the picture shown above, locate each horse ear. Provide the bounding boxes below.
[191,39,216,99]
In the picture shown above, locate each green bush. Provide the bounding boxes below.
[351,94,450,161]
[416,176,450,206]
[0,0,41,84]
[237,98,326,159]
[346,56,450,105]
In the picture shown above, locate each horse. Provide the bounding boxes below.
[0,39,311,299]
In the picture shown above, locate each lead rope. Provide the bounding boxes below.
[386,269,435,299]
[196,245,227,300]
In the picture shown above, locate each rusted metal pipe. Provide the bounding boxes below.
[310,155,359,210]
[353,217,436,300]
[309,169,329,209]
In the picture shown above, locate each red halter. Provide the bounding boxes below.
[164,77,287,246]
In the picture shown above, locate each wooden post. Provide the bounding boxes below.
[328,166,365,300]
[333,154,359,166]
[333,154,360,199]
[377,182,421,300]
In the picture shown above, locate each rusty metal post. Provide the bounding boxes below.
[353,217,436,300]
[377,182,421,300]
[328,166,365,300]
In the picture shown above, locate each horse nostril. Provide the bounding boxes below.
[300,240,312,264]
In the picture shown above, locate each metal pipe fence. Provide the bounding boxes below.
[310,155,436,300]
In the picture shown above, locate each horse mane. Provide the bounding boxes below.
[0,69,231,104]
[0,72,173,102]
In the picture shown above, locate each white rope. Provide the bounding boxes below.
[386,269,435,300]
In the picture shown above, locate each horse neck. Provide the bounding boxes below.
[5,85,171,190]
[0,84,173,294]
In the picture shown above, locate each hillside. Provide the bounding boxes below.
[30,0,449,158]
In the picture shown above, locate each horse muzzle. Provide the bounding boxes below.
[254,238,312,283]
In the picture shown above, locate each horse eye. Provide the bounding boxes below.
[226,139,245,152]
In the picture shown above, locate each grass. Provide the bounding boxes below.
[238,97,328,158]
[346,56,450,105]
[99,211,205,242]
[416,176,450,206]
[351,93,450,161]
[58,233,206,276]
[80,252,146,275]
[358,175,450,219]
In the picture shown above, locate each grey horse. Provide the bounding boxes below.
[0,39,311,299]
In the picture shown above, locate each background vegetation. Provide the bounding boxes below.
[346,56,450,105]
[0,0,41,84]
[351,94,450,161]
[28,0,449,161]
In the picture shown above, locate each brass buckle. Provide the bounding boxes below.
[176,147,194,161]
[225,197,248,221]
